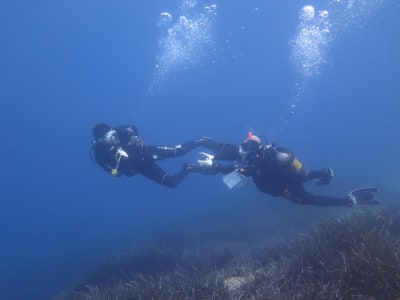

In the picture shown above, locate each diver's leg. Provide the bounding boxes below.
[307,168,334,185]
[191,138,240,161]
[177,137,240,160]
[283,185,350,206]
[147,138,219,159]
[148,138,240,161]
[139,162,190,188]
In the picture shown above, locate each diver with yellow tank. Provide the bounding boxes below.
[191,132,379,207]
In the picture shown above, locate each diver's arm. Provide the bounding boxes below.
[212,143,241,161]
[92,146,123,177]
[113,125,139,145]
[145,137,241,161]
[210,163,236,174]
[137,161,190,188]
[113,125,139,136]
[146,141,198,159]
[93,144,133,177]
[196,152,256,175]
[234,165,257,176]
[101,162,122,177]
[96,157,115,175]
[193,138,240,161]
[194,163,257,177]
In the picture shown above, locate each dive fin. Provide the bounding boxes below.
[348,187,379,206]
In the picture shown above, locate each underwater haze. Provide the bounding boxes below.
[1,0,399,299]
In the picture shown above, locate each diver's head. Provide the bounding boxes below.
[92,123,117,146]
[239,132,262,162]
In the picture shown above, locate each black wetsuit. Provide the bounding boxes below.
[91,125,204,188]
[199,139,351,206]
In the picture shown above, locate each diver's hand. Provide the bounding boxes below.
[197,152,215,168]
[116,147,129,158]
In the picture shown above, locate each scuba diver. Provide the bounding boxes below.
[91,123,206,188]
[192,132,380,207]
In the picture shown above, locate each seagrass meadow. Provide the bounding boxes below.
[55,207,400,300]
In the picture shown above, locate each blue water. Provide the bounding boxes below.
[1,0,399,299]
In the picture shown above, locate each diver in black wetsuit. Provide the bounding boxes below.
[90,123,204,188]
[193,132,380,207]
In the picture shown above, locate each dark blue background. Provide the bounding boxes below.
[1,0,399,299]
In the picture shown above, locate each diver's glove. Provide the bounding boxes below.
[347,187,380,206]
[116,147,129,158]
